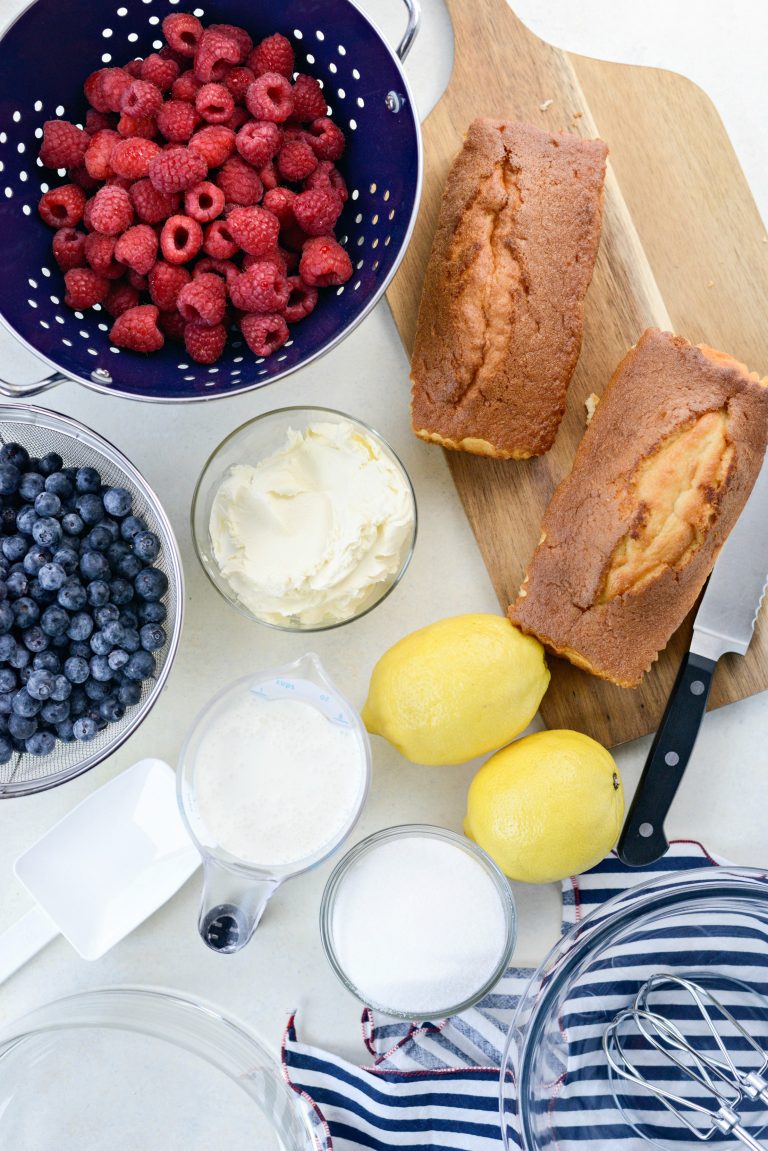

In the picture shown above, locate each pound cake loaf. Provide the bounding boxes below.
[410,118,608,459]
[509,328,768,687]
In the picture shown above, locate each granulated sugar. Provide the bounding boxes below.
[330,833,511,1016]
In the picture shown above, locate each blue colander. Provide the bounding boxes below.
[0,0,421,402]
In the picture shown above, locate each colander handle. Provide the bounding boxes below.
[0,370,67,398]
[397,0,421,61]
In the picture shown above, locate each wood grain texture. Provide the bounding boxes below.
[386,0,768,746]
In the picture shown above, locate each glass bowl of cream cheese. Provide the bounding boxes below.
[192,407,417,630]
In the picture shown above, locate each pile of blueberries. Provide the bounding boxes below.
[0,440,169,763]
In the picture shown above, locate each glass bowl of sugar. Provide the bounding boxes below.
[319,824,517,1020]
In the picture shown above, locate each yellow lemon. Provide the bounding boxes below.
[464,730,624,883]
[361,614,549,765]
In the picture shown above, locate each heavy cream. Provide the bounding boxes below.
[209,420,414,627]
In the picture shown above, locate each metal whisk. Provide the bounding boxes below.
[604,974,768,1149]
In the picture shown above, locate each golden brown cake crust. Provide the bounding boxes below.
[508,328,768,687]
[410,118,607,459]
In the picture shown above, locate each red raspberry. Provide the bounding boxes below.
[148,261,191,310]
[85,109,115,134]
[184,321,227,363]
[171,71,202,103]
[111,137,162,179]
[160,214,203,263]
[226,206,279,256]
[306,117,346,162]
[184,180,225,223]
[293,188,343,236]
[236,120,282,167]
[277,137,317,182]
[216,155,262,206]
[229,262,288,313]
[162,12,204,58]
[140,53,180,93]
[69,165,101,192]
[90,185,134,235]
[280,221,309,253]
[208,24,252,63]
[224,106,249,133]
[125,59,144,78]
[84,69,112,113]
[203,218,239,259]
[39,121,89,170]
[193,257,239,290]
[194,28,240,83]
[117,113,158,139]
[304,160,348,203]
[110,304,164,352]
[225,66,256,105]
[130,178,180,224]
[299,236,353,287]
[177,272,227,325]
[85,232,124,278]
[98,69,134,113]
[82,197,97,232]
[105,281,141,318]
[115,224,158,276]
[240,312,289,357]
[258,161,278,192]
[121,80,163,120]
[284,276,318,322]
[195,83,234,125]
[159,309,187,343]
[248,34,294,79]
[188,125,236,167]
[149,147,207,193]
[290,74,327,123]
[128,269,150,292]
[245,72,294,123]
[63,267,109,309]
[157,99,200,143]
[52,227,87,271]
[158,44,186,66]
[83,129,120,180]
[262,186,296,228]
[38,184,87,229]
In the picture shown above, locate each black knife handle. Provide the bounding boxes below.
[617,651,717,867]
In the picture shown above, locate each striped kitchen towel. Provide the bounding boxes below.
[283,841,738,1151]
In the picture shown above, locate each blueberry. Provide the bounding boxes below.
[0,601,13,634]
[124,650,155,681]
[80,551,110,582]
[0,464,20,496]
[22,626,49,653]
[107,541,129,564]
[51,634,70,651]
[41,605,70,638]
[38,562,67,592]
[137,600,167,625]
[75,493,104,525]
[23,545,49,577]
[38,452,63,477]
[134,568,167,602]
[90,630,112,656]
[26,730,56,756]
[53,547,79,576]
[99,696,125,723]
[0,508,16,536]
[115,552,142,580]
[28,579,56,605]
[86,579,110,607]
[99,518,121,542]
[102,621,125,648]
[119,608,138,630]
[26,669,54,701]
[139,623,166,651]
[13,687,42,717]
[133,530,161,563]
[73,716,98,742]
[0,693,12,716]
[75,467,101,495]
[62,512,85,537]
[32,518,62,549]
[33,651,60,673]
[9,644,30,670]
[0,735,12,764]
[121,627,140,653]
[68,641,91,661]
[84,525,112,553]
[56,718,75,742]
[109,578,133,606]
[41,699,70,724]
[64,656,90,684]
[45,472,73,500]
[34,491,61,518]
[94,604,119,628]
[12,597,39,628]
[84,679,110,702]
[0,444,29,470]
[69,687,88,715]
[19,472,44,502]
[8,713,36,741]
[58,580,87,612]
[108,649,129,672]
[119,515,146,542]
[0,667,16,693]
[67,612,94,642]
[2,535,28,564]
[90,655,113,682]
[0,634,15,662]
[51,674,71,701]
[103,487,132,517]
[16,506,38,536]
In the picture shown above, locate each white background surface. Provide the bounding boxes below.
[0,0,767,1077]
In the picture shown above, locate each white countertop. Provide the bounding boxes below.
[1,0,767,1070]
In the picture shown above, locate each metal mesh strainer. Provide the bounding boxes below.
[0,404,184,798]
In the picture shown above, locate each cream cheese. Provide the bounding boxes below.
[209,420,414,626]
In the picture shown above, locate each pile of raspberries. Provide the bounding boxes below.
[36,13,353,365]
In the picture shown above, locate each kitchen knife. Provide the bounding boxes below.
[618,453,768,866]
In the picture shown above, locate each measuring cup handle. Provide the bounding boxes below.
[198,859,280,954]
[0,906,59,985]
[397,0,421,61]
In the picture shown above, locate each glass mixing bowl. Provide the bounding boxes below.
[0,987,328,1151]
[501,866,768,1151]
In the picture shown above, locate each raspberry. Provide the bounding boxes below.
[157,99,200,143]
[98,69,134,114]
[226,206,279,256]
[85,232,123,278]
[115,224,158,276]
[195,82,234,125]
[245,72,294,123]
[63,267,109,309]
[225,66,256,105]
[276,137,317,182]
[171,71,202,103]
[304,160,349,203]
[117,113,158,140]
[241,312,289,357]
[148,261,191,311]
[110,137,162,179]
[229,262,288,313]
[258,160,278,192]
[290,74,327,123]
[177,272,227,325]
[149,146,207,193]
[69,165,101,192]
[130,178,180,224]
[110,304,164,352]
[85,109,115,134]
[84,69,112,113]
[208,24,252,63]
[162,12,204,58]
[193,257,239,289]
[39,121,89,170]
[124,59,144,78]
[284,276,318,322]
[159,309,187,343]
[52,227,87,271]
[292,188,342,236]
[216,155,262,206]
[306,117,346,162]
[140,53,180,93]
[224,106,250,133]
[184,321,227,363]
[82,197,97,232]
[38,184,87,229]
[280,222,309,254]
[203,218,239,259]
[184,180,225,223]
[105,281,141,318]
[90,185,134,235]
[188,125,236,167]
[160,214,203,264]
[262,185,296,228]
[248,33,294,79]
[82,129,119,179]
[299,235,352,287]
[121,79,163,120]
[236,120,282,167]
[194,28,240,84]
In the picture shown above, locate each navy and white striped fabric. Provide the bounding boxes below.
[282,842,743,1151]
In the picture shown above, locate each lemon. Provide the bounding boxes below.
[361,614,549,765]
[464,730,624,883]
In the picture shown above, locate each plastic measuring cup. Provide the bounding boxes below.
[178,653,371,955]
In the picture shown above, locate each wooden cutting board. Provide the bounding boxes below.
[386,0,768,747]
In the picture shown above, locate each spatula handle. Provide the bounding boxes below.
[0,906,59,985]
[618,651,717,866]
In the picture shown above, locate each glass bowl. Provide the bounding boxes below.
[501,866,768,1151]
[191,406,417,631]
[0,987,328,1151]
